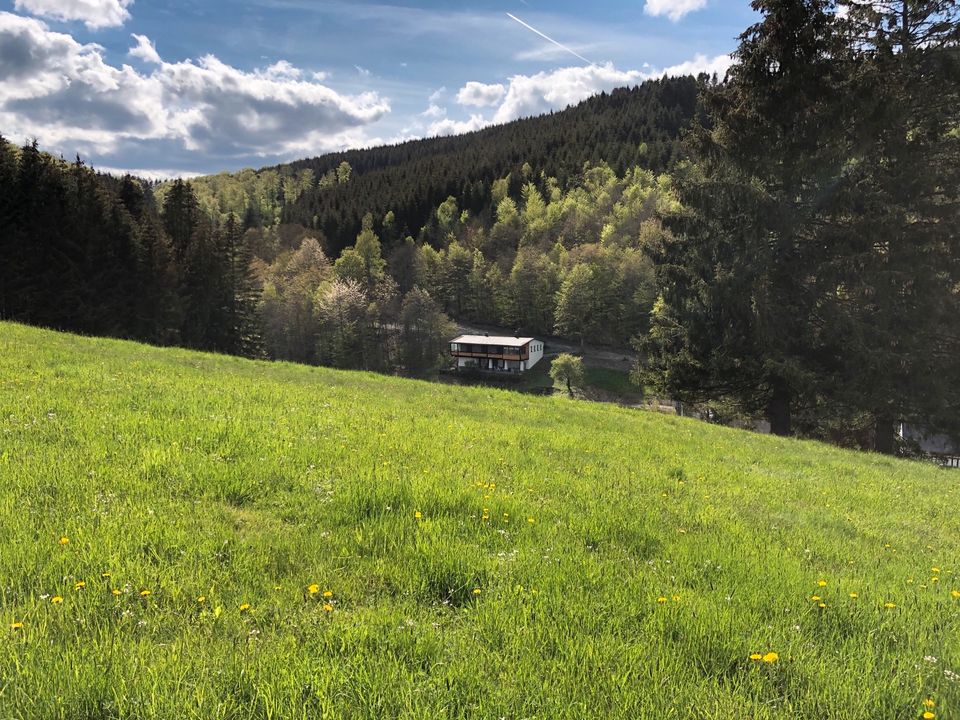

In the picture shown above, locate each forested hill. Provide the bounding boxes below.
[186,76,700,255]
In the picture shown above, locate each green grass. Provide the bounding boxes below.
[1,322,959,719]
[582,367,641,397]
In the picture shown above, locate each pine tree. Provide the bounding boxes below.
[828,0,960,450]
[641,0,847,435]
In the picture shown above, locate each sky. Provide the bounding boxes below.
[0,0,758,178]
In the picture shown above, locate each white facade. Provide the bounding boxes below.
[450,335,544,374]
[526,340,544,370]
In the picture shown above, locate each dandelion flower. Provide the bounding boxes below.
[10,621,23,631]
[749,653,762,661]
[657,597,668,604]
[932,567,941,574]
[51,596,63,604]
[196,596,206,604]
[951,590,960,599]
[818,602,827,609]
[74,581,86,591]
[817,580,827,588]
[527,517,535,524]
[884,602,897,609]
[811,595,822,602]
[139,589,151,598]
[101,572,111,579]
[414,510,422,520]
[924,699,936,709]
[322,603,333,613]
[762,652,779,663]
[239,603,251,613]
[473,588,482,595]
[308,584,320,595]
[672,595,681,603]
[58,537,70,546]
[923,713,935,720]
[111,589,121,596]
[849,593,858,599]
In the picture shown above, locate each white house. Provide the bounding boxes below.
[450,335,544,374]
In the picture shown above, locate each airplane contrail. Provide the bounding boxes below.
[505,12,596,66]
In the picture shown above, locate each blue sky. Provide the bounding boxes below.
[0,0,757,177]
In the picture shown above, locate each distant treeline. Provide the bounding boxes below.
[160,77,700,257]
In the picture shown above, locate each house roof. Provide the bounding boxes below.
[452,334,535,347]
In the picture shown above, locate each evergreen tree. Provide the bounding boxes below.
[641,0,847,435]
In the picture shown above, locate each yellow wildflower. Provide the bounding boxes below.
[762,652,779,663]
[811,595,822,602]
[74,581,86,591]
[51,596,63,604]
[58,537,69,546]
[239,603,251,613]
[322,603,333,613]
[932,567,941,574]
[749,653,762,661]
[672,595,681,603]
[951,590,960,599]
[101,572,111,579]
[111,589,121,596]
[308,584,320,595]
[657,597,668,604]
[414,510,422,520]
[323,590,333,598]
[527,517,535,524]
[817,580,828,588]
[923,699,936,709]
[884,602,897,609]
[473,588,482,595]
[139,589,151,598]
[923,713,935,720]
[818,602,827,609]
[10,621,23,631]
[849,592,858,599]
[196,595,206,604]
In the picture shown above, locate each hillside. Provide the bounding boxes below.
[174,76,700,256]
[2,322,959,719]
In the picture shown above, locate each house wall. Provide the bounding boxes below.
[526,341,544,370]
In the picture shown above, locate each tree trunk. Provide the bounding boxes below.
[566,378,572,397]
[766,380,792,437]
[874,414,896,455]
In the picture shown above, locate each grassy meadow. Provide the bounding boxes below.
[1,322,959,719]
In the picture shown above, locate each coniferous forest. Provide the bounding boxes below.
[2,1,958,455]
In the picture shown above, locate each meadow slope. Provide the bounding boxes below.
[1,322,958,719]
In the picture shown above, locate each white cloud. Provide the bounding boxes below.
[427,114,488,137]
[439,54,731,136]
[96,165,202,181]
[128,33,159,64]
[456,81,506,108]
[0,12,390,167]
[354,65,371,77]
[13,0,133,29]
[421,103,446,119]
[428,86,446,103]
[492,63,645,124]
[659,52,732,78]
[643,0,708,22]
